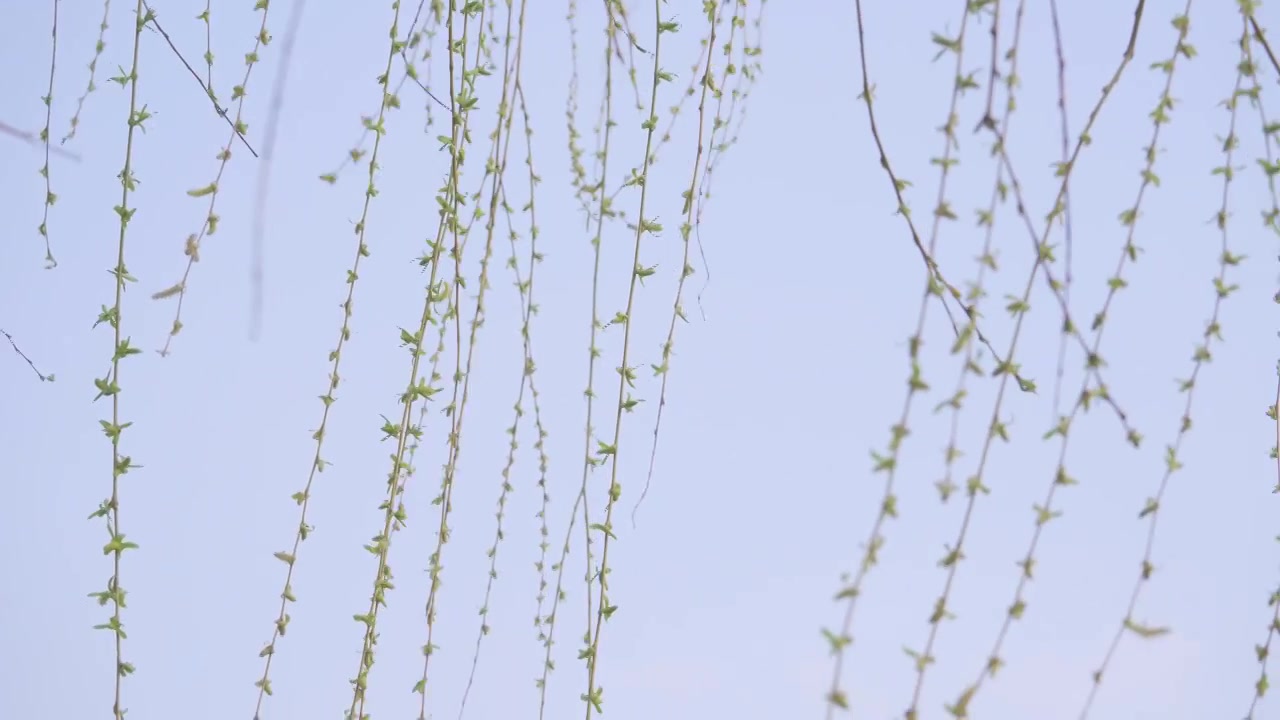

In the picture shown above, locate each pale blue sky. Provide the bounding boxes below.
[3,1,1280,719]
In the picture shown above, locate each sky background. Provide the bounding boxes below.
[3,1,1280,719]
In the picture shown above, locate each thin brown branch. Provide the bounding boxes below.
[2,328,52,382]
[1250,14,1280,79]
[142,7,259,157]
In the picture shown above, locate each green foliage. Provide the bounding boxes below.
[17,0,1280,718]
[9,0,756,716]
[826,1,1280,719]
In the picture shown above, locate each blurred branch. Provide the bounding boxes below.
[0,121,82,162]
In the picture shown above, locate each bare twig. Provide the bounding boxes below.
[2,328,53,382]
[142,7,259,157]
[1249,14,1280,79]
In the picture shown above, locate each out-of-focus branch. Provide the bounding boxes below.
[0,121,82,162]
